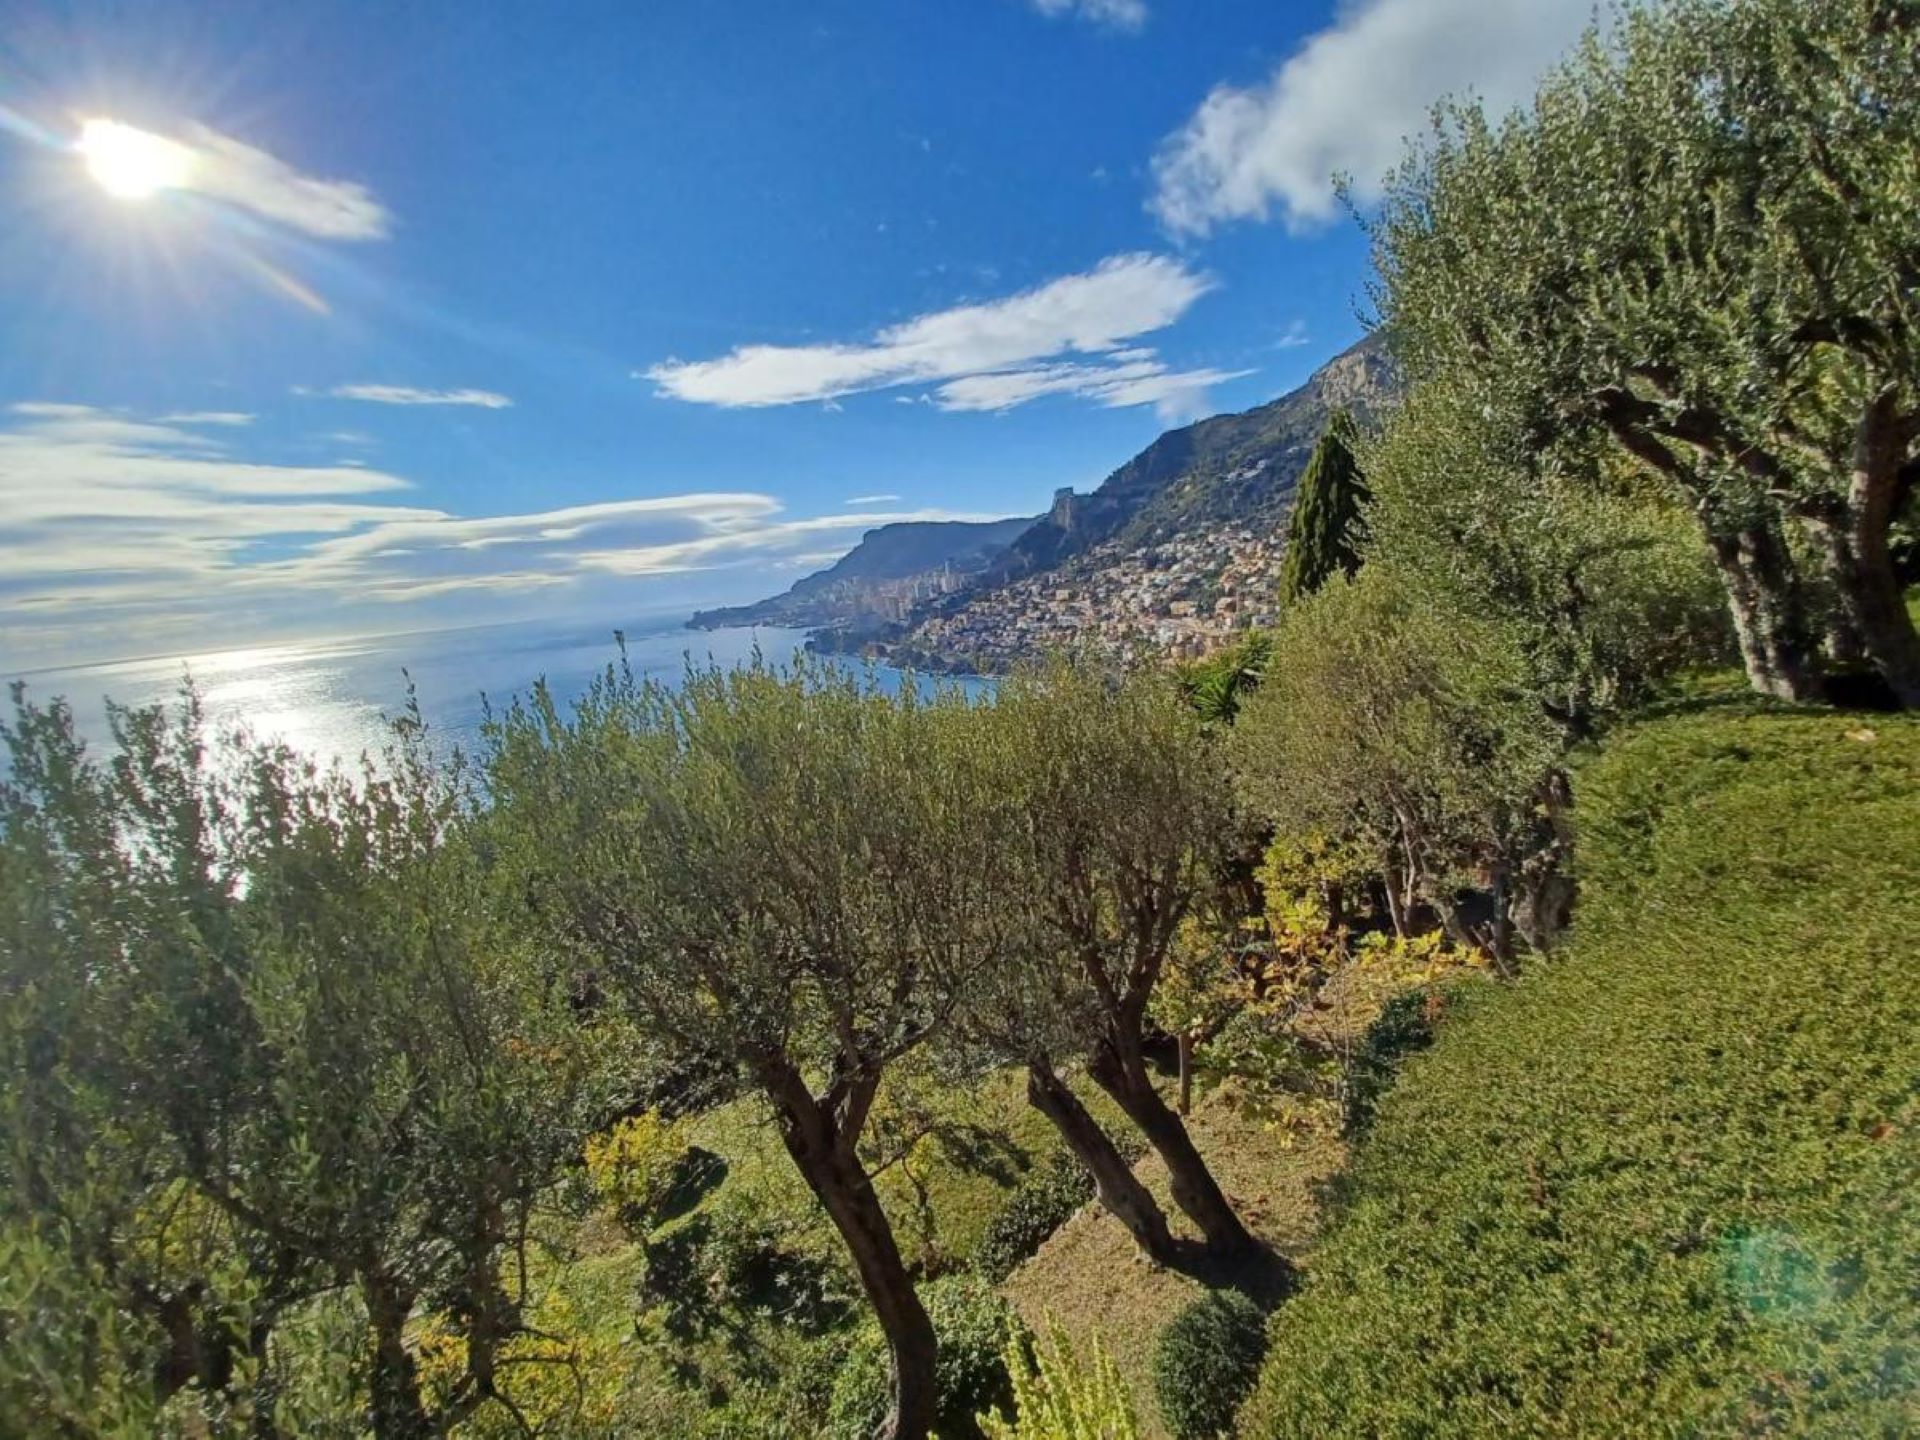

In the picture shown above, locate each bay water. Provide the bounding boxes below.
[7,615,969,767]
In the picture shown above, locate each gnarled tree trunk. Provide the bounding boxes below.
[761,1059,938,1440]
[1704,518,1824,703]
[1803,401,1920,707]
[363,1274,432,1440]
[1025,1057,1176,1264]
[1821,589,1868,665]
[1508,769,1576,954]
[1087,1031,1252,1257]
[1177,1033,1194,1116]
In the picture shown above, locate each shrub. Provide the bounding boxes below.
[1231,568,1562,940]
[1150,1291,1268,1440]
[584,1111,694,1232]
[1238,707,1920,1437]
[972,1151,1095,1283]
[980,1322,1138,1440]
[826,1275,1025,1440]
[1198,1008,1334,1100]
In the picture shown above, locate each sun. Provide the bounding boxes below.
[77,118,194,200]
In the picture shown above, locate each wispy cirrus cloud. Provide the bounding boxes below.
[10,401,103,420]
[1149,0,1595,235]
[844,493,902,505]
[323,384,514,409]
[183,122,389,239]
[2,402,407,511]
[161,410,255,426]
[1031,0,1147,32]
[256,494,787,601]
[933,355,1250,423]
[1,403,421,593]
[569,507,1006,578]
[644,253,1238,415]
[0,402,1006,670]
[77,118,389,240]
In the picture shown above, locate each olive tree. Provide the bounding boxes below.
[484,656,1000,1440]
[1,686,619,1437]
[935,862,1178,1265]
[1375,0,1920,704]
[1,691,286,1434]
[1361,377,1728,738]
[192,714,615,1436]
[974,663,1253,1258]
[1343,379,1727,949]
[1231,571,1563,964]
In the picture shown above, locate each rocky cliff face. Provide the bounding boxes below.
[1308,338,1398,413]
[697,333,1401,659]
[688,514,1037,631]
[966,331,1397,594]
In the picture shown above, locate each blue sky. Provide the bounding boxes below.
[0,0,1597,672]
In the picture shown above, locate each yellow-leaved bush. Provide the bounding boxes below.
[584,1111,691,1232]
[979,1322,1138,1440]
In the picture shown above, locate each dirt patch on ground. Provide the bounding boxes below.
[1001,1086,1347,1438]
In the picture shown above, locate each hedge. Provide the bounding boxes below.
[1239,707,1920,1437]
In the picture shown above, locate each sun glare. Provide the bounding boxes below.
[77,118,193,200]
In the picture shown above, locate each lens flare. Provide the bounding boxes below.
[77,118,194,200]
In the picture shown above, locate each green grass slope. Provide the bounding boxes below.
[1239,704,1920,1438]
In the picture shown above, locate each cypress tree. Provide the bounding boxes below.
[1280,409,1368,605]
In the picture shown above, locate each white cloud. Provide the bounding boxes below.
[1275,319,1311,350]
[276,495,781,579]
[1,405,406,511]
[0,402,1013,670]
[10,401,99,420]
[1032,0,1147,32]
[77,118,389,240]
[571,508,1005,577]
[933,356,1251,423]
[645,253,1222,413]
[324,385,514,409]
[0,403,432,662]
[845,493,902,505]
[0,410,411,575]
[183,122,389,239]
[1149,0,1595,235]
[161,411,255,426]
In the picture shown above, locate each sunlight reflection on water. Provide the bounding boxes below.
[11,618,826,766]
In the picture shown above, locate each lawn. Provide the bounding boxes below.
[1238,702,1920,1437]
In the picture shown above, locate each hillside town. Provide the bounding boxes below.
[763,339,1395,675]
[874,522,1288,673]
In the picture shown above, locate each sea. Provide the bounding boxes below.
[6,614,974,768]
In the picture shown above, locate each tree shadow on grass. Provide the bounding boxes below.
[1160,1237,1297,1311]
[655,1146,728,1224]
[927,1121,1030,1188]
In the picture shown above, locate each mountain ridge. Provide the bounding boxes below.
[690,332,1398,661]
[971,331,1396,594]
[688,514,1038,631]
